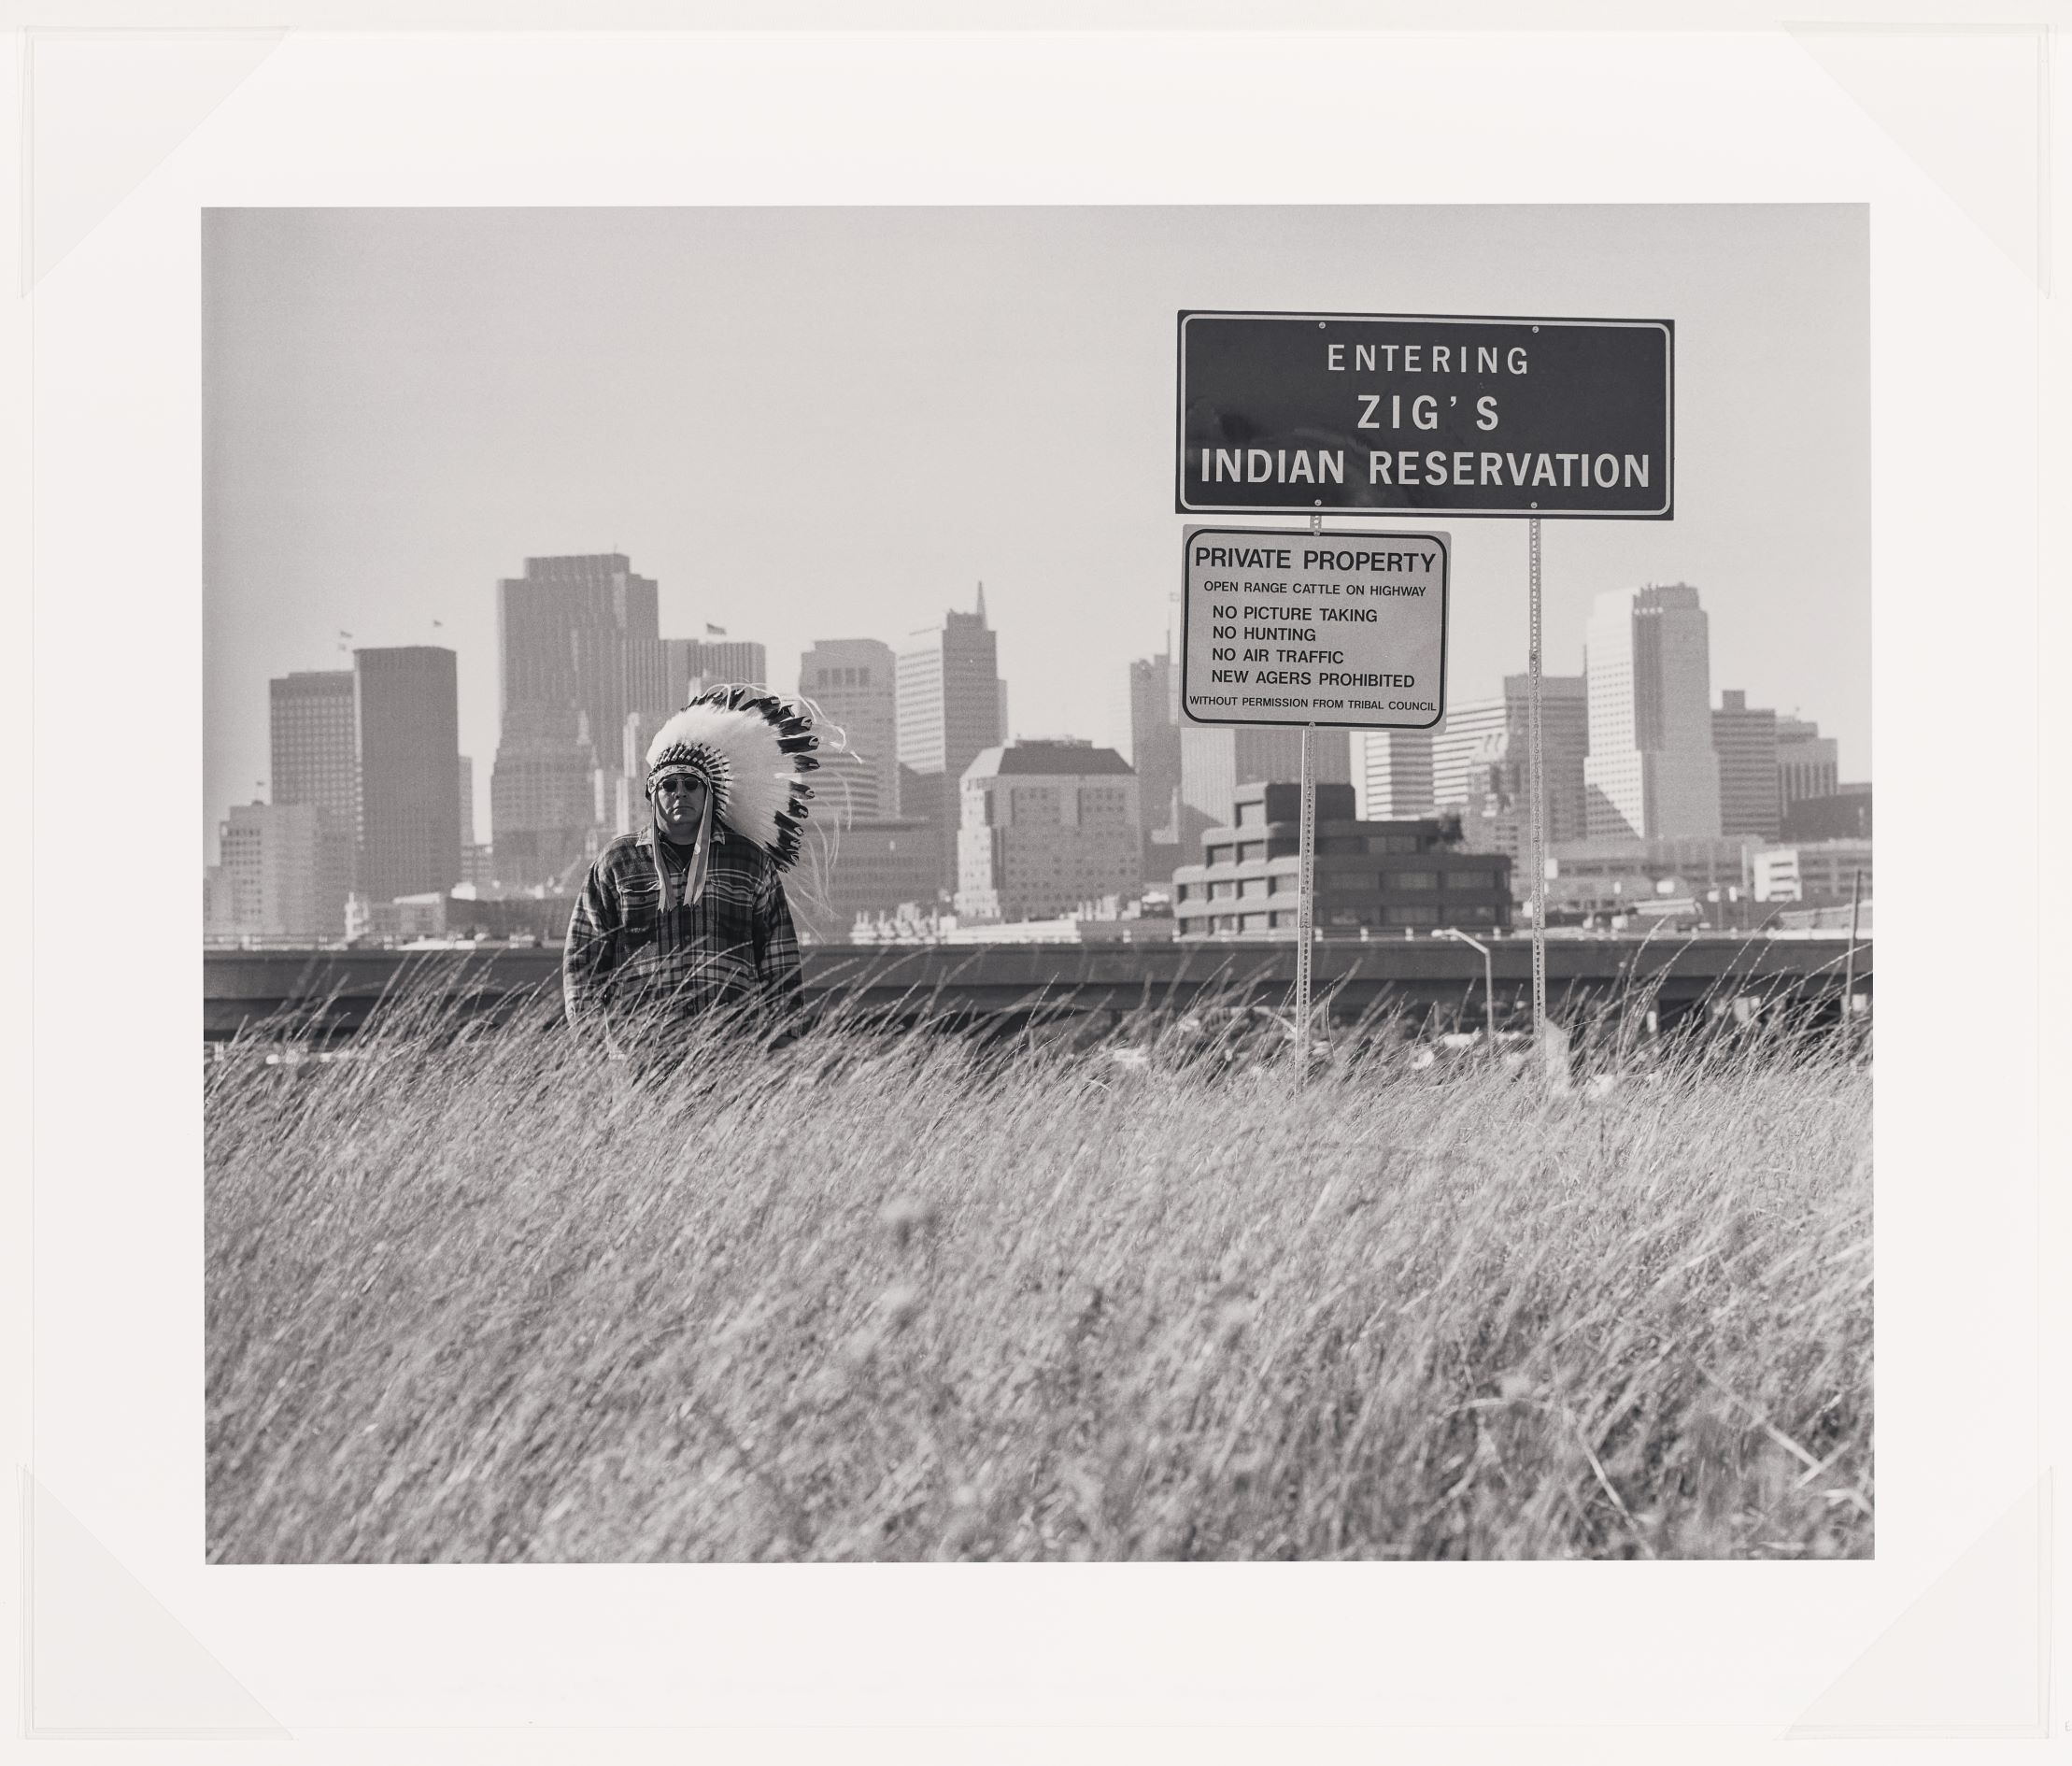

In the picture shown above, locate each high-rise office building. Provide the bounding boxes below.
[493,553,660,877]
[1179,724,1351,849]
[1121,650,1184,881]
[1776,716,1839,819]
[1432,678,1586,822]
[456,753,491,887]
[1127,652,1182,830]
[955,740,1142,922]
[203,864,237,936]
[1351,729,1436,821]
[1531,676,1593,845]
[496,552,660,758]
[694,638,770,687]
[624,635,771,725]
[625,637,693,730]
[1712,690,1781,841]
[898,584,1005,888]
[1582,584,1722,840]
[1427,675,1589,858]
[355,646,461,901]
[215,802,319,939]
[268,668,359,938]
[494,704,599,882]
[802,638,900,823]
[1430,698,1508,811]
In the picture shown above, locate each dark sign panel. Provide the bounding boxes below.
[1177,311,1673,519]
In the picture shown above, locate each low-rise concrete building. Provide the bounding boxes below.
[1781,786,1872,842]
[347,890,448,942]
[1171,782,1511,938]
[1753,840,1872,904]
[791,816,944,943]
[1545,835,1758,899]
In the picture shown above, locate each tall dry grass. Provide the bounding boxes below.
[205,990,1871,1561]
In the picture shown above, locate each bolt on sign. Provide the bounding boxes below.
[1177,312,1674,519]
[1181,526,1450,730]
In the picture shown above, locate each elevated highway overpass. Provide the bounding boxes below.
[204,934,1870,1046]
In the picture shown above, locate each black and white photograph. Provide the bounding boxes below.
[17,15,2060,1752]
[202,202,1872,1564]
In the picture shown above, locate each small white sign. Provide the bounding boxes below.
[1181,525,1450,729]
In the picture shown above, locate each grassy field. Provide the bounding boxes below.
[205,997,1872,1562]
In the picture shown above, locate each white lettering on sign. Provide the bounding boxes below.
[1322,336,1529,419]
[1197,449,1346,485]
[1368,450,1652,488]
[1182,313,1671,518]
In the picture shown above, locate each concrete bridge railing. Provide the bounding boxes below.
[204,935,1871,1044]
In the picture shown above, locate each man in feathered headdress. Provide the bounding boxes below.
[562,685,818,1056]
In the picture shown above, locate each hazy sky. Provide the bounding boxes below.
[203,205,1867,851]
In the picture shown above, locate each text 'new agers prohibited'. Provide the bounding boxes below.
[1181,527,1450,731]
[1178,312,1673,519]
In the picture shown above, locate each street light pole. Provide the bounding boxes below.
[1436,926,1497,1050]
[1841,865,1864,1056]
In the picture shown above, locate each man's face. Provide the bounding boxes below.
[652,773,709,840]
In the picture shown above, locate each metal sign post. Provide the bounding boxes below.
[1295,719,1316,1074]
[1841,865,1864,1056]
[1528,516,1549,1072]
[1295,508,1322,1075]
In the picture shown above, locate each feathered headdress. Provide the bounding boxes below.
[645,684,819,869]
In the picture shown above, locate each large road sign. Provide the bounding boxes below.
[1177,311,1673,519]
[1181,526,1449,730]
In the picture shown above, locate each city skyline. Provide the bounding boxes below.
[220,557,1862,876]
[214,548,1866,866]
[204,205,1869,855]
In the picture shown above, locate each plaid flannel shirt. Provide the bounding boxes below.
[562,821,803,1048]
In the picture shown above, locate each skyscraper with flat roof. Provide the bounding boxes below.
[625,636,696,727]
[694,638,770,687]
[356,646,461,901]
[802,638,899,823]
[496,705,598,877]
[492,553,659,880]
[1775,716,1839,820]
[1583,584,1721,840]
[268,668,358,937]
[1122,650,1184,880]
[1178,725,1351,850]
[496,552,660,751]
[1351,729,1435,821]
[216,802,319,939]
[1428,675,1588,858]
[1712,690,1781,840]
[898,585,1005,889]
